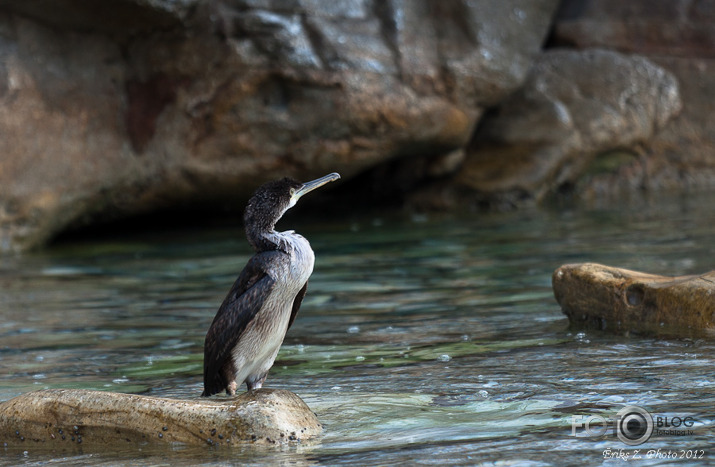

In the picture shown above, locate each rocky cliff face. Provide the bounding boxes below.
[0,0,558,251]
[547,0,715,199]
[0,0,706,252]
[443,49,682,209]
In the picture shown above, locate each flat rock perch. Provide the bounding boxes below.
[0,388,321,449]
[553,263,715,336]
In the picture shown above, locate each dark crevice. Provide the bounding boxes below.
[372,0,403,79]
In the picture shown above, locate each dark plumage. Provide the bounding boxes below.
[202,173,340,396]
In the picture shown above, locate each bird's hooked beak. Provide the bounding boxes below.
[291,172,341,204]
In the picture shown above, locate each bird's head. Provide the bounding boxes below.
[244,173,340,247]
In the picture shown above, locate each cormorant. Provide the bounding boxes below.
[202,172,340,396]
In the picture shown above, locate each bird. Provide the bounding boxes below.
[202,172,341,396]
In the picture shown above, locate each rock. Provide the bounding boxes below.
[434,49,682,208]
[0,388,321,449]
[0,0,197,35]
[549,0,715,199]
[0,0,559,252]
[551,0,712,57]
[553,263,715,337]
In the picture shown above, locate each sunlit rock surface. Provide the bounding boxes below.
[553,263,715,337]
[0,0,558,251]
[0,388,321,449]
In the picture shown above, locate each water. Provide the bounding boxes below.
[1,193,714,465]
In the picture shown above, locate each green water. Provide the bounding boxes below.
[1,193,714,465]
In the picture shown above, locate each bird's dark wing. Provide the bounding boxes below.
[202,250,288,397]
[287,281,307,331]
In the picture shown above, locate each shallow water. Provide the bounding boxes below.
[1,193,714,465]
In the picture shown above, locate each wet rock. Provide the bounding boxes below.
[553,263,715,337]
[445,49,681,208]
[548,0,715,199]
[0,388,321,449]
[0,0,559,252]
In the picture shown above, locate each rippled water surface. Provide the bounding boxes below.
[1,193,714,465]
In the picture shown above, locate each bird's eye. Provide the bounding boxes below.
[289,188,296,196]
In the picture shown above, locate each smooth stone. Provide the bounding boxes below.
[0,388,321,449]
[553,262,715,336]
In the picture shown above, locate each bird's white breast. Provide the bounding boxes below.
[229,230,315,386]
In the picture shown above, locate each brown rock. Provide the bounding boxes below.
[0,0,559,252]
[553,262,715,337]
[0,388,321,449]
[549,0,715,199]
[552,0,715,58]
[447,49,681,208]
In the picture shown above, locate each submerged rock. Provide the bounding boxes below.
[0,388,321,449]
[553,263,715,337]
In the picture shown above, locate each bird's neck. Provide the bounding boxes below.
[247,224,300,253]
[244,206,281,251]
[246,221,275,251]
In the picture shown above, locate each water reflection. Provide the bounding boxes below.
[1,193,714,465]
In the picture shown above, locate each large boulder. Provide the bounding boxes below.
[548,0,715,198]
[0,0,559,252]
[458,49,681,206]
[410,48,682,209]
